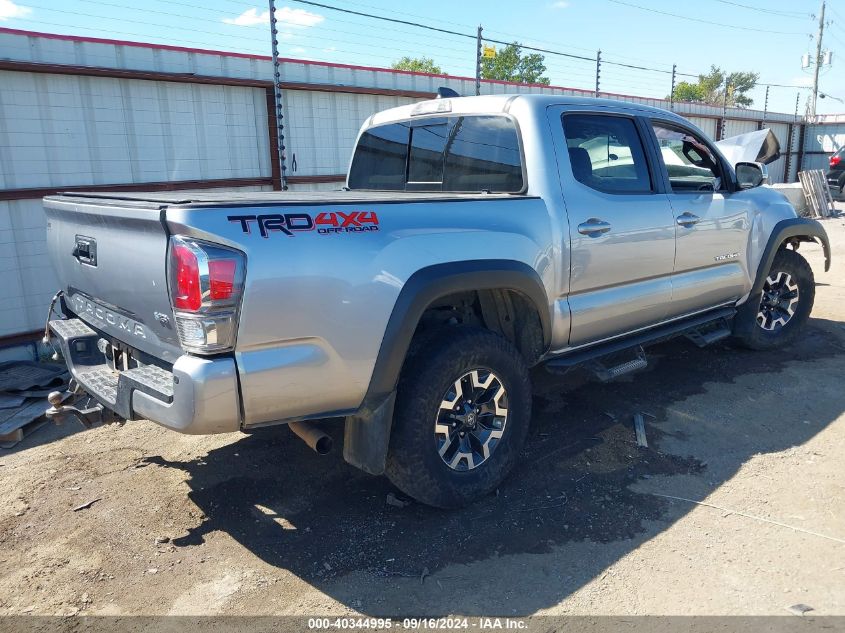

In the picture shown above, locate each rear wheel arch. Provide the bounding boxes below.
[366,260,551,402]
[343,260,550,476]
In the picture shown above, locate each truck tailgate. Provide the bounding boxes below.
[44,195,182,364]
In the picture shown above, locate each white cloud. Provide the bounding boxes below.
[223,6,324,28]
[0,0,32,20]
[549,1,570,7]
[290,46,306,54]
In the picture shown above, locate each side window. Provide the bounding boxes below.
[348,122,410,190]
[561,114,652,194]
[651,122,724,192]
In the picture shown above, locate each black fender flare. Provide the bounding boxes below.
[751,217,830,296]
[343,259,551,475]
[734,217,830,340]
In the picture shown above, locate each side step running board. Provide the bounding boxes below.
[587,346,648,382]
[545,307,736,373]
[684,316,733,348]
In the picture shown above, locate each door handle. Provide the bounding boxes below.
[676,212,701,227]
[577,218,612,236]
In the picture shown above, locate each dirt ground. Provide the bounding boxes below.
[1,216,844,619]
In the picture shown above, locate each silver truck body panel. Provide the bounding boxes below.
[43,94,821,435]
[170,196,552,425]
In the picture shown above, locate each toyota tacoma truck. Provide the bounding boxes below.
[43,94,830,508]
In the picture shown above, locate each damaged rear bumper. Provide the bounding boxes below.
[47,318,241,434]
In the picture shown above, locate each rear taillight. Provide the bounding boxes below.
[831,155,841,168]
[167,236,246,354]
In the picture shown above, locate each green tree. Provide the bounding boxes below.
[480,42,550,85]
[391,56,444,74]
[670,65,760,108]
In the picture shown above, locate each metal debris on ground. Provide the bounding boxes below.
[0,394,26,410]
[0,360,67,392]
[798,170,836,218]
[633,413,648,448]
[0,401,50,448]
[72,498,102,512]
[0,360,70,448]
[386,492,411,508]
[785,604,814,616]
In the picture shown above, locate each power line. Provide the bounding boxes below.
[292,0,597,62]
[708,0,812,18]
[606,0,809,35]
[290,0,474,41]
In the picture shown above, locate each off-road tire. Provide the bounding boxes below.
[385,327,531,508]
[734,248,815,350]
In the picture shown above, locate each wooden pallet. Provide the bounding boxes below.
[0,399,48,448]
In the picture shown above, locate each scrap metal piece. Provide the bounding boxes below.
[0,360,68,392]
[633,413,648,448]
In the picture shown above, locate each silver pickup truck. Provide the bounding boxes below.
[43,94,830,507]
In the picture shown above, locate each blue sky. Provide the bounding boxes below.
[1,0,843,115]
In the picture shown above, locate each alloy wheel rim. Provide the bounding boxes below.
[756,271,800,331]
[434,369,508,471]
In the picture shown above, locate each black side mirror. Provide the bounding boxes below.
[736,162,768,189]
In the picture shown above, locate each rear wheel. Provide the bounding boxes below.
[385,327,531,508]
[734,248,814,350]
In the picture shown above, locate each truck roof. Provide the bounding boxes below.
[367,93,688,127]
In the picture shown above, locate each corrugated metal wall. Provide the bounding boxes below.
[284,90,416,178]
[802,122,845,172]
[0,70,271,188]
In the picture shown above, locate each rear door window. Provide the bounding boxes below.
[348,115,524,192]
[561,114,653,194]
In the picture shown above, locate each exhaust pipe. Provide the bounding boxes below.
[288,421,333,455]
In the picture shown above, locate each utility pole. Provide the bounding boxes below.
[475,25,482,96]
[721,79,730,139]
[595,49,601,97]
[669,63,677,111]
[268,0,288,190]
[811,0,826,117]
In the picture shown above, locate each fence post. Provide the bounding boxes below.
[761,84,769,127]
[475,25,482,96]
[795,91,806,176]
[719,79,730,140]
[595,49,601,97]
[669,64,676,111]
[268,0,288,190]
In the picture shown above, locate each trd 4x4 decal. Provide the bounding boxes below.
[228,211,379,238]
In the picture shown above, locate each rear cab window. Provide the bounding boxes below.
[348,115,524,193]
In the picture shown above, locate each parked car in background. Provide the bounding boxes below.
[827,146,845,197]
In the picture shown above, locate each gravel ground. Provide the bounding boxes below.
[1,216,844,618]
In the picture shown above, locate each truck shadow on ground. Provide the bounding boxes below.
[145,318,845,615]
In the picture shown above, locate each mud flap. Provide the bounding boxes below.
[343,392,396,475]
